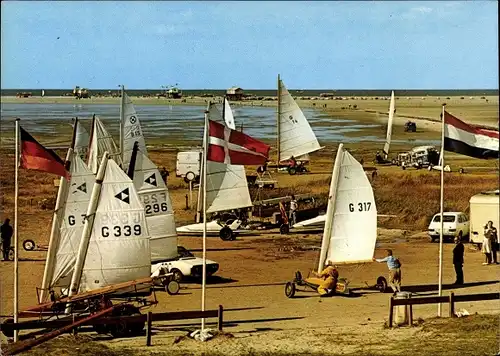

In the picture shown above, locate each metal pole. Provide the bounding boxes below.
[277,74,281,165]
[201,106,209,330]
[14,118,20,342]
[189,180,193,208]
[438,104,445,317]
[120,85,125,159]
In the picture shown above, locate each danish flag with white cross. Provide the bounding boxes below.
[207,120,270,165]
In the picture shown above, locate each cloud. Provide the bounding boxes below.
[401,5,433,19]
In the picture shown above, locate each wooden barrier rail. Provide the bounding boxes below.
[2,305,224,352]
[388,292,499,327]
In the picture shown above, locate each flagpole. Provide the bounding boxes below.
[14,118,20,342]
[277,74,281,165]
[438,104,445,317]
[201,106,209,331]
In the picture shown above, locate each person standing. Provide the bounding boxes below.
[484,221,497,264]
[482,223,493,265]
[373,249,402,294]
[1,218,13,261]
[160,167,169,183]
[289,195,298,226]
[452,236,464,285]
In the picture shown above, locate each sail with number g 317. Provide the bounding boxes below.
[318,144,377,270]
[69,154,151,294]
[87,115,122,174]
[277,77,322,162]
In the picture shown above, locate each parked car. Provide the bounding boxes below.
[428,212,470,242]
[151,246,219,282]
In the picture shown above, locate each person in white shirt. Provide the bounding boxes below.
[289,195,298,226]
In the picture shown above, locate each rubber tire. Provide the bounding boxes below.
[166,280,180,295]
[280,224,290,235]
[1,318,14,338]
[8,247,14,261]
[220,227,234,241]
[185,171,196,182]
[288,167,297,175]
[376,276,388,293]
[428,236,436,243]
[285,282,296,298]
[170,269,183,283]
[23,239,36,251]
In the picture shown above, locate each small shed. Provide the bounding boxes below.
[226,87,244,100]
[469,190,499,244]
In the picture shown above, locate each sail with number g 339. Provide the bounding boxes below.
[87,116,122,174]
[318,144,377,269]
[278,78,322,162]
[77,156,151,293]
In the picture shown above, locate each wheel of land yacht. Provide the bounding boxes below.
[109,305,144,337]
[165,280,180,295]
[185,171,196,182]
[280,224,290,235]
[8,247,14,261]
[376,276,388,293]
[285,282,296,298]
[219,227,234,241]
[23,239,36,251]
[288,167,297,175]
[170,269,184,283]
[1,318,14,338]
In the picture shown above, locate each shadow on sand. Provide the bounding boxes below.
[402,280,499,295]
[189,247,256,253]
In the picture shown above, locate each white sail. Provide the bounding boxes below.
[204,102,252,214]
[88,116,122,174]
[122,92,147,171]
[223,97,236,130]
[51,154,95,289]
[74,120,90,160]
[319,145,377,268]
[278,79,322,161]
[79,158,150,292]
[132,150,177,262]
[383,91,395,156]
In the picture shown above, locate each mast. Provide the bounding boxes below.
[67,152,109,305]
[317,144,344,273]
[87,114,96,166]
[39,121,78,302]
[120,85,125,160]
[201,105,209,330]
[277,74,281,164]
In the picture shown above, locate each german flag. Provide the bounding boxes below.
[20,127,69,178]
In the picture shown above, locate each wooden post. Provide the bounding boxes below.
[185,194,189,210]
[408,294,413,326]
[449,292,455,318]
[146,311,152,346]
[217,305,223,331]
[72,314,77,335]
[388,296,394,328]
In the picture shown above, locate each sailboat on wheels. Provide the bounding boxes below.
[284,144,387,298]
[273,74,323,175]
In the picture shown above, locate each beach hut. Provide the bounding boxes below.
[226,87,244,100]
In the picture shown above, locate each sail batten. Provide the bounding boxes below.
[278,79,322,161]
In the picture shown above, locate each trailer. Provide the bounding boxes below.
[469,190,499,245]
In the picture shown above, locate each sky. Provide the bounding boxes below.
[1,1,498,89]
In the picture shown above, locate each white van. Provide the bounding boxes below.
[469,190,499,245]
[176,150,202,182]
[428,212,469,242]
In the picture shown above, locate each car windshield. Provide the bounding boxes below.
[177,247,194,258]
[433,215,456,223]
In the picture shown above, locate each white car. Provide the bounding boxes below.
[151,246,219,282]
[428,212,469,242]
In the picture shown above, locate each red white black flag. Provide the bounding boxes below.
[20,126,70,178]
[207,120,270,165]
[444,111,499,159]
